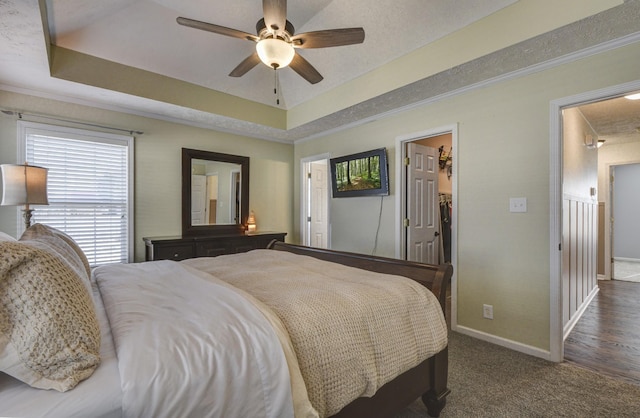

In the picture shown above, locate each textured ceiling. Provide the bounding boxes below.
[45,0,517,109]
[578,96,640,145]
[1,0,640,144]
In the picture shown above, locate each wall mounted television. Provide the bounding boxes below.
[330,148,389,198]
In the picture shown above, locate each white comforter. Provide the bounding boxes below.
[93,260,297,418]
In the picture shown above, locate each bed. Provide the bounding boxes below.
[0,224,451,418]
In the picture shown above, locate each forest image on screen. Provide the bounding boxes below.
[334,154,381,192]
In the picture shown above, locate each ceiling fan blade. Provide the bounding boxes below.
[263,0,287,34]
[177,17,258,42]
[229,52,262,77]
[289,53,323,84]
[292,28,365,48]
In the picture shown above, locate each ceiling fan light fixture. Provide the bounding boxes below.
[256,38,295,69]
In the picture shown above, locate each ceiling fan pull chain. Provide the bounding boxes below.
[274,68,281,105]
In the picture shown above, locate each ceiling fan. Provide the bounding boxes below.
[177,0,365,84]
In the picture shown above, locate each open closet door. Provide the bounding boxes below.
[406,143,439,264]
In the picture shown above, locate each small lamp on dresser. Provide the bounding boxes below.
[1,162,49,230]
[246,210,257,234]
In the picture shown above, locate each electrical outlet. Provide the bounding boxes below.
[509,197,527,213]
[483,304,494,320]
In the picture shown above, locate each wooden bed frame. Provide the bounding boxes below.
[268,241,452,418]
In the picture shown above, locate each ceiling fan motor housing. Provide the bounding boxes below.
[256,18,295,39]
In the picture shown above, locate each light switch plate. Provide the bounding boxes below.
[509,197,527,213]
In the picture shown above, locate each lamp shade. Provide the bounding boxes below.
[256,38,295,69]
[1,164,49,206]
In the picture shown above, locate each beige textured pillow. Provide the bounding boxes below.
[0,241,101,392]
[20,223,91,287]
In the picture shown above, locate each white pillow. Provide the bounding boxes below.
[0,231,16,242]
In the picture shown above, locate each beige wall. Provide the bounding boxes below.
[294,40,640,351]
[0,90,294,261]
[563,108,599,199]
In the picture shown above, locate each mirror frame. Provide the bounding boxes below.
[182,148,249,237]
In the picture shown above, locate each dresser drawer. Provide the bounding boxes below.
[153,243,195,261]
[195,242,229,257]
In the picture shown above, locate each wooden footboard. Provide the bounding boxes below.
[267,241,452,417]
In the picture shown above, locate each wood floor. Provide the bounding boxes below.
[564,279,640,386]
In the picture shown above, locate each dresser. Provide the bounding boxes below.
[143,232,287,261]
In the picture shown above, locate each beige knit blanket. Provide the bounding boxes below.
[183,250,448,417]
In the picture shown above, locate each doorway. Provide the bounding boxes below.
[609,163,640,282]
[550,79,640,362]
[206,174,218,224]
[301,155,331,248]
[563,154,640,383]
[396,124,458,328]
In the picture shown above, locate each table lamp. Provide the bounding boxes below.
[246,210,257,233]
[1,163,49,230]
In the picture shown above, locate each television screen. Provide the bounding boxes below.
[330,148,389,197]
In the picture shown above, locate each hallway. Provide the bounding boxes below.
[613,260,640,283]
[564,279,640,386]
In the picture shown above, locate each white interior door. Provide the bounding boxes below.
[406,143,439,263]
[301,156,330,248]
[191,174,207,225]
[310,161,329,248]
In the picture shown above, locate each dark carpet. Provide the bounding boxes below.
[395,332,640,417]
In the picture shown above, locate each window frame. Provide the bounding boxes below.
[17,120,135,264]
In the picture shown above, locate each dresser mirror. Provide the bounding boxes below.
[182,148,249,236]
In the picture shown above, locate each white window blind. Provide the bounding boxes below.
[19,121,133,266]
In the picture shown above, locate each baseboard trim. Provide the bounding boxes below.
[563,285,599,340]
[453,325,552,361]
[613,257,640,264]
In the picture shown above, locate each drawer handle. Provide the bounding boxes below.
[174,253,179,258]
